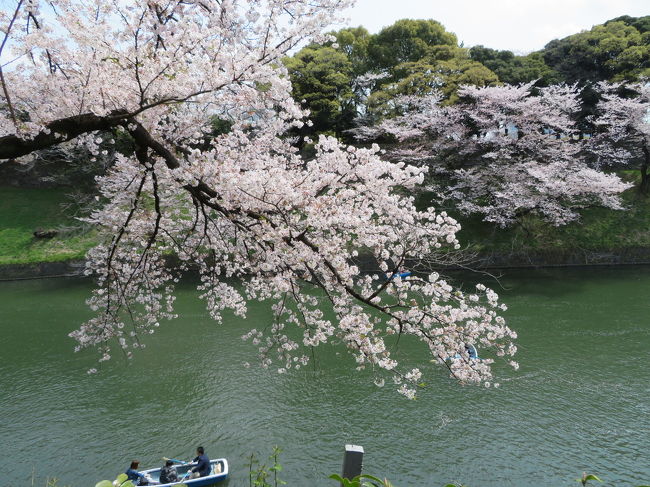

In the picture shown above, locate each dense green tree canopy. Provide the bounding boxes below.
[285,15,650,137]
[469,46,560,85]
[283,44,355,137]
[367,19,458,70]
[608,15,650,33]
[543,19,650,83]
[334,26,372,77]
[367,49,499,117]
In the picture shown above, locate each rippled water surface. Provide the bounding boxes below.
[1,267,649,486]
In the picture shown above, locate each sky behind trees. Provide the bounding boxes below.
[344,0,649,52]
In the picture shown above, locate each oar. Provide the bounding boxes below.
[177,470,193,484]
[163,457,187,465]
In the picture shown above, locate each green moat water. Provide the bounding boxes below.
[1,267,649,486]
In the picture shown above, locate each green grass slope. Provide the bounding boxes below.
[0,186,97,265]
[2,178,650,267]
[456,186,650,253]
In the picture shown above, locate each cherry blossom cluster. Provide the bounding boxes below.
[587,82,649,188]
[1,0,517,396]
[354,82,632,226]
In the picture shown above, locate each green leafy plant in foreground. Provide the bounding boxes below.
[577,472,602,487]
[329,473,395,487]
[248,445,285,487]
[95,473,136,487]
[94,472,191,487]
[330,471,650,487]
[42,478,71,487]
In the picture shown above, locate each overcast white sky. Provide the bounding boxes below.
[341,0,649,53]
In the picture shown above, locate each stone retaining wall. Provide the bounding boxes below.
[466,246,650,269]
[3,247,650,280]
[0,260,86,280]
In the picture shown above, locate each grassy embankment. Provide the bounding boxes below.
[0,186,97,265]
[454,173,650,254]
[3,175,650,266]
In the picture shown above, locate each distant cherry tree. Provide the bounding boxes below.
[589,81,650,193]
[355,82,631,227]
[0,0,517,396]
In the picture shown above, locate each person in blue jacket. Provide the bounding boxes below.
[189,446,211,478]
[126,461,150,485]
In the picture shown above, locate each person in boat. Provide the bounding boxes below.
[189,446,211,478]
[159,460,179,484]
[465,344,478,359]
[126,460,152,486]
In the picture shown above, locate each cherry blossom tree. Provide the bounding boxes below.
[355,82,631,227]
[589,81,650,193]
[0,0,517,396]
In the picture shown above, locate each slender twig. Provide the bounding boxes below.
[0,0,24,127]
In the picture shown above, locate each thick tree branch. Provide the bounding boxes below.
[0,110,130,159]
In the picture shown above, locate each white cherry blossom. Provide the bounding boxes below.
[354,83,632,227]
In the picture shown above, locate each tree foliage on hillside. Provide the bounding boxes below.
[469,47,560,86]
[543,18,650,83]
[368,46,499,112]
[287,19,500,134]
[286,15,650,137]
[366,19,458,70]
[283,44,355,137]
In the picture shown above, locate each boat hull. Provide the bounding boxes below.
[138,458,228,486]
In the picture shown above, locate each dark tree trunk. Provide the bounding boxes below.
[640,143,650,194]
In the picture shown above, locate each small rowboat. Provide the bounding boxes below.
[139,459,228,486]
[448,344,479,361]
[387,271,412,281]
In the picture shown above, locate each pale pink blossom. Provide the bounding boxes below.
[354,83,632,226]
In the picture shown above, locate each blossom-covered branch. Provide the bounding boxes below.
[589,82,650,193]
[0,0,517,396]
